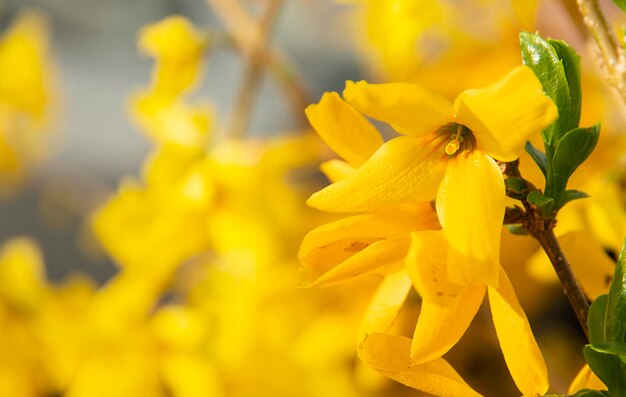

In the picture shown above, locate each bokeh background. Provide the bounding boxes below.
[0,0,360,282]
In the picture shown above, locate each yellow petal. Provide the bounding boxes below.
[160,354,221,397]
[308,136,446,212]
[568,364,606,394]
[359,272,412,337]
[319,159,356,182]
[454,66,557,162]
[410,284,485,365]
[299,203,439,286]
[305,92,383,167]
[302,235,411,287]
[437,151,504,287]
[359,333,483,397]
[138,16,206,98]
[343,80,454,136]
[300,202,439,258]
[406,230,463,305]
[0,11,51,118]
[488,267,548,396]
[0,237,46,311]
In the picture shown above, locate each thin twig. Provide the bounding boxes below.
[535,229,591,340]
[504,161,590,341]
[576,0,626,101]
[228,0,284,138]
[207,0,311,136]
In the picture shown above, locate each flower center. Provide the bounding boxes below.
[437,123,475,156]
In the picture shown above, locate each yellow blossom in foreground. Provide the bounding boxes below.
[305,65,556,287]
[300,65,557,395]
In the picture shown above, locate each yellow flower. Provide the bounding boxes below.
[351,0,538,88]
[306,65,556,287]
[301,65,557,395]
[137,16,207,100]
[92,145,215,273]
[0,10,56,192]
[130,16,212,148]
[405,231,548,395]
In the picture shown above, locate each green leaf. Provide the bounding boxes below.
[611,0,626,13]
[543,391,609,397]
[505,177,526,194]
[590,341,626,356]
[584,345,626,396]
[525,141,547,176]
[588,295,609,344]
[520,32,571,145]
[548,39,582,131]
[505,224,528,236]
[526,191,555,217]
[553,125,600,181]
[560,189,590,206]
[583,239,626,396]
[551,125,600,206]
[605,238,626,344]
[570,390,610,397]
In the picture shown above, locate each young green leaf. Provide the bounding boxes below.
[505,224,528,236]
[505,177,526,195]
[589,341,626,356]
[553,125,600,181]
[551,125,600,206]
[543,391,610,397]
[604,238,626,343]
[582,239,626,395]
[560,190,590,206]
[520,32,571,145]
[548,39,582,131]
[525,141,547,176]
[572,389,610,397]
[527,191,555,217]
[588,295,608,344]
[583,345,626,396]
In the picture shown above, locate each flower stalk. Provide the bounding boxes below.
[504,160,590,341]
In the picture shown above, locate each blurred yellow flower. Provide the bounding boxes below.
[92,145,215,274]
[0,10,56,192]
[131,16,212,148]
[351,0,535,92]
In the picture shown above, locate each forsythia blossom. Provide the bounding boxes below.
[300,65,557,395]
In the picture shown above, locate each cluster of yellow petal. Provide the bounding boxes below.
[84,15,396,397]
[350,0,535,96]
[130,16,212,148]
[0,10,56,194]
[300,66,558,395]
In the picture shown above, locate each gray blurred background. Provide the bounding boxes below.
[0,0,362,281]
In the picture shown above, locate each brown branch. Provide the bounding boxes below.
[576,0,626,101]
[207,0,311,136]
[535,228,591,341]
[504,160,590,341]
[229,0,284,138]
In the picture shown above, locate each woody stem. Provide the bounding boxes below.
[504,161,590,341]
